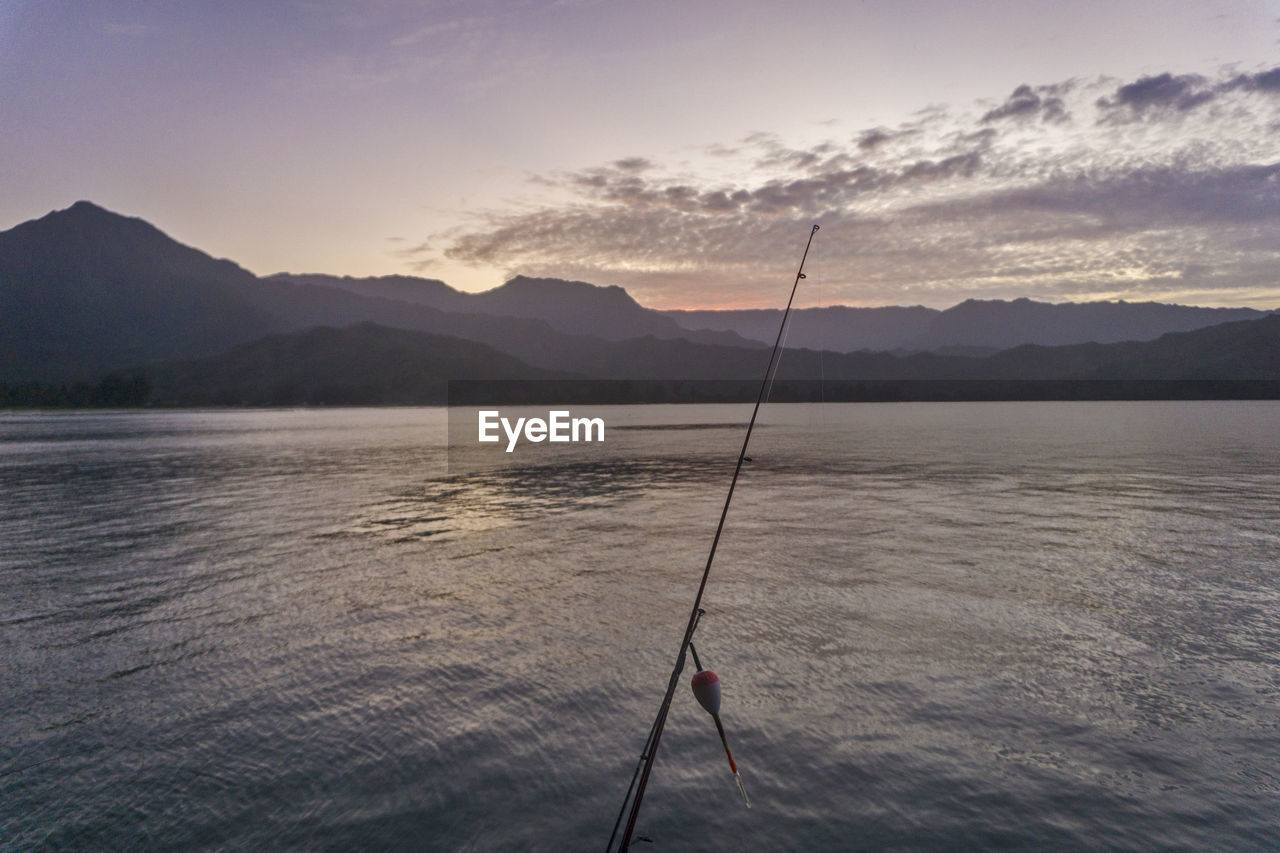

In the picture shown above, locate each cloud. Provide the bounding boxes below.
[1096,72,1215,120]
[612,157,654,172]
[855,128,892,150]
[280,1,577,93]
[429,66,1280,309]
[981,84,1070,124]
[1096,65,1280,122]
[854,125,924,152]
[1224,66,1280,93]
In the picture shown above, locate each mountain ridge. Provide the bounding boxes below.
[268,272,757,347]
[1,203,757,382]
[668,297,1273,354]
[0,201,279,380]
[146,322,571,406]
[2,202,1277,391]
[10,313,1270,408]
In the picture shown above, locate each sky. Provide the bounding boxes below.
[2,0,1279,309]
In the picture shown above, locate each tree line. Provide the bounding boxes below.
[1,372,152,408]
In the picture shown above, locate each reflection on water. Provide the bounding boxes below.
[337,457,732,542]
[2,403,1279,851]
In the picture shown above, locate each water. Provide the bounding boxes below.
[2,403,1278,851]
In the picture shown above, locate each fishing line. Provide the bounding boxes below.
[0,749,90,778]
[608,224,820,852]
[816,236,825,408]
[763,308,792,405]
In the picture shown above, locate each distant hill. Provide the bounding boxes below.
[755,313,1280,381]
[2,201,1276,399]
[148,322,567,406]
[669,298,1271,354]
[668,305,939,352]
[267,273,465,310]
[968,313,1280,380]
[913,298,1271,352]
[6,307,1278,408]
[143,312,1280,406]
[581,312,1280,383]
[0,203,747,383]
[0,201,278,381]
[271,272,756,347]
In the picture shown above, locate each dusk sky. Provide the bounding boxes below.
[3,0,1279,309]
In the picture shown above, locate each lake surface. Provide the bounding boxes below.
[2,403,1278,851]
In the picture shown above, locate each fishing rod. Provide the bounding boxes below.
[607,224,820,852]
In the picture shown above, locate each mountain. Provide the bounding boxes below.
[667,305,939,352]
[264,273,469,311]
[147,322,567,406]
[3,202,1276,397]
[131,313,1280,408]
[911,298,1270,352]
[6,301,1278,408]
[271,272,757,347]
[0,203,745,383]
[668,298,1271,354]
[968,313,1280,380]
[758,313,1280,381]
[598,313,1280,383]
[0,201,278,381]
